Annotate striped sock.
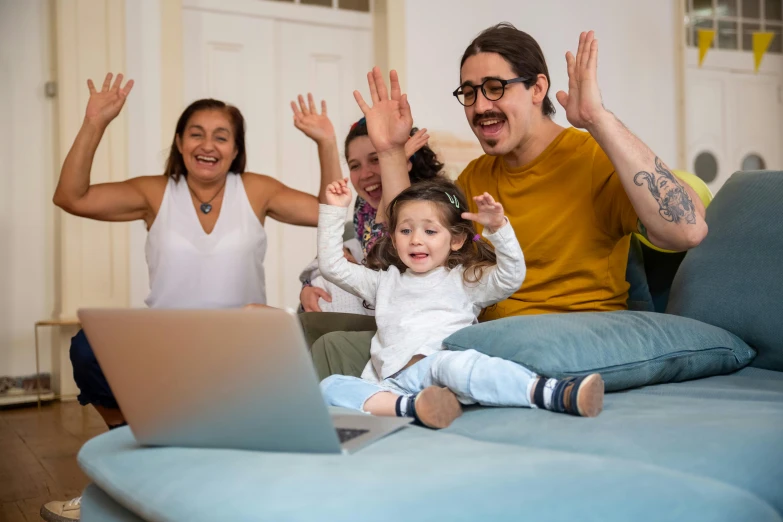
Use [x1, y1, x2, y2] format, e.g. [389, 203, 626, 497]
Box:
[395, 395, 416, 418]
[531, 377, 557, 409]
[532, 375, 604, 416]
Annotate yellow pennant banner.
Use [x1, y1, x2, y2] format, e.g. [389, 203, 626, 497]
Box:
[753, 32, 775, 72]
[697, 29, 715, 67]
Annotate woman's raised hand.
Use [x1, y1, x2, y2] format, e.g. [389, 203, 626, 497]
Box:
[291, 93, 335, 144]
[84, 73, 134, 129]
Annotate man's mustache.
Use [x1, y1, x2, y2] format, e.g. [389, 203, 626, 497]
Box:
[473, 112, 506, 127]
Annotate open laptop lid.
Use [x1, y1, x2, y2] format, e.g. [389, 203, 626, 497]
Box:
[78, 308, 342, 453]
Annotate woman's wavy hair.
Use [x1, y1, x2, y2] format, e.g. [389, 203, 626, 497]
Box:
[344, 118, 443, 183]
[365, 178, 497, 283]
[164, 98, 247, 181]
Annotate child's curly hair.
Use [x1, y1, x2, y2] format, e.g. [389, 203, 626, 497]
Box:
[365, 178, 497, 283]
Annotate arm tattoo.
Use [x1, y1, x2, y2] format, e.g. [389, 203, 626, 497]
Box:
[633, 157, 697, 225]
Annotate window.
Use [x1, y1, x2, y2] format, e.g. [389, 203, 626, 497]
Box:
[685, 0, 782, 53]
[266, 0, 370, 11]
[694, 151, 719, 183]
[741, 153, 766, 170]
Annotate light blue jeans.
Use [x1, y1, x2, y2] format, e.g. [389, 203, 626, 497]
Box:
[320, 349, 538, 412]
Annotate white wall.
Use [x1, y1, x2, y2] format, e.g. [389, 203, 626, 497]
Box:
[404, 0, 680, 169]
[0, 0, 56, 376]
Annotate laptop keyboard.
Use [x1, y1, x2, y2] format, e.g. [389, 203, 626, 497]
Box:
[336, 428, 369, 444]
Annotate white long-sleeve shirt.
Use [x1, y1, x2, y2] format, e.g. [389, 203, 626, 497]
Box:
[318, 204, 526, 382]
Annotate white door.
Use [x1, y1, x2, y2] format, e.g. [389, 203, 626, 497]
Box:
[277, 21, 371, 306]
[0, 0, 56, 379]
[686, 57, 783, 193]
[183, 8, 371, 309]
[726, 73, 781, 175]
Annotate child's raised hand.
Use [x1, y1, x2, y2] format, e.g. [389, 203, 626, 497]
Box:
[325, 178, 352, 207]
[461, 193, 506, 233]
[404, 127, 429, 160]
[353, 67, 413, 155]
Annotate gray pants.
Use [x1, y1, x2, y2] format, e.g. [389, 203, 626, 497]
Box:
[299, 312, 374, 380]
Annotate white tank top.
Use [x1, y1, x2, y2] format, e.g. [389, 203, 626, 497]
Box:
[145, 174, 267, 308]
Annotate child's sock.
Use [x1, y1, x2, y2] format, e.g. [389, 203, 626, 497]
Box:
[528, 377, 557, 409]
[530, 374, 604, 417]
[395, 394, 415, 418]
[395, 386, 462, 429]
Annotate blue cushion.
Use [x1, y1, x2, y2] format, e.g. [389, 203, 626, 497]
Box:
[442, 311, 755, 392]
[77, 368, 783, 521]
[667, 171, 783, 371]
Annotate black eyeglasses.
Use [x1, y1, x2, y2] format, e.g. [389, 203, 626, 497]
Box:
[452, 76, 529, 107]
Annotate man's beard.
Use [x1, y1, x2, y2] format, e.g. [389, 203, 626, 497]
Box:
[474, 111, 505, 151]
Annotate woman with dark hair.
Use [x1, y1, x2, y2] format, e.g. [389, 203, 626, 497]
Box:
[291, 90, 442, 314]
[55, 73, 334, 422]
[42, 73, 336, 522]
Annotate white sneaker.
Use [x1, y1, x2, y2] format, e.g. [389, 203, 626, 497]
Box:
[40, 496, 81, 521]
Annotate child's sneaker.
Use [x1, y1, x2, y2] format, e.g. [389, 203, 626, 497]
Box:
[413, 386, 462, 429]
[570, 373, 604, 417]
[532, 374, 604, 417]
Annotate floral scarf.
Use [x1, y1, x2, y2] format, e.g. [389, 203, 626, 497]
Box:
[353, 196, 384, 258]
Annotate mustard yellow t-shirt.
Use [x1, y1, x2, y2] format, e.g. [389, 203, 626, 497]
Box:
[456, 127, 638, 319]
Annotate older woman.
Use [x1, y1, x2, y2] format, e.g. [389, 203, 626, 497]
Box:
[41, 73, 337, 522]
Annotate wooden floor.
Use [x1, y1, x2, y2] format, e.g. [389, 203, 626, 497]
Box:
[0, 401, 107, 522]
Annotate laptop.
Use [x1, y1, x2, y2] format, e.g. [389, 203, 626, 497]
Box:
[77, 307, 411, 454]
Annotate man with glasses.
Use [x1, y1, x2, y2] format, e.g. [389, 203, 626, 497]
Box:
[309, 23, 708, 380]
[452, 22, 707, 318]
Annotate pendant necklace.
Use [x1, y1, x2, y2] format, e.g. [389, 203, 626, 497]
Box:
[188, 180, 226, 214]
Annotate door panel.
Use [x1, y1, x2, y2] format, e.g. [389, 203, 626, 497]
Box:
[277, 21, 371, 307]
[686, 66, 782, 193]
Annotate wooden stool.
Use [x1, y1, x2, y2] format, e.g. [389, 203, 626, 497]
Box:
[34, 318, 80, 408]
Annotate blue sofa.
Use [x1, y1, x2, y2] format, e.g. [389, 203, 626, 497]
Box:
[76, 171, 783, 521]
